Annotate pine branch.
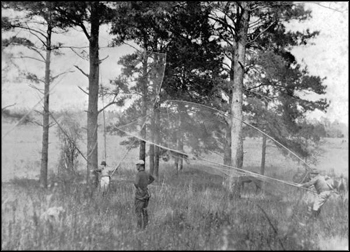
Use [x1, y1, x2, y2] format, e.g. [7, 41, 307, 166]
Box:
[14, 56, 45, 63]
[32, 120, 44, 127]
[51, 70, 75, 82]
[209, 14, 237, 37]
[28, 46, 46, 61]
[74, 65, 89, 78]
[35, 119, 55, 128]
[98, 101, 118, 114]
[78, 86, 89, 95]
[14, 23, 48, 44]
[2, 103, 16, 110]
[98, 95, 118, 114]
[99, 55, 109, 64]
[248, 21, 277, 45]
[34, 109, 44, 116]
[70, 47, 89, 61]
[29, 84, 45, 94]
[122, 42, 142, 53]
[48, 122, 56, 128]
[27, 27, 47, 47]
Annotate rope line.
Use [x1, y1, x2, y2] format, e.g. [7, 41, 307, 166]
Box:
[2, 46, 82, 140]
[196, 156, 313, 191]
[2, 71, 70, 140]
[164, 100, 312, 171]
[109, 120, 148, 177]
[113, 125, 313, 191]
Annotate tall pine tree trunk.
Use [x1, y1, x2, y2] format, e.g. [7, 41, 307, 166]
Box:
[150, 51, 162, 178]
[175, 102, 185, 171]
[139, 52, 148, 163]
[87, 2, 100, 186]
[154, 103, 160, 177]
[224, 123, 231, 165]
[39, 23, 52, 189]
[149, 109, 155, 175]
[149, 51, 158, 176]
[260, 102, 268, 175]
[260, 134, 267, 175]
[150, 101, 160, 177]
[230, 2, 249, 169]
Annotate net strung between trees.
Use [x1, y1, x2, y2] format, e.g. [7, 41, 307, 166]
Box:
[109, 50, 312, 192]
[114, 99, 308, 191]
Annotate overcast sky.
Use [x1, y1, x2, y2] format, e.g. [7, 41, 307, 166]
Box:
[287, 2, 348, 125]
[1, 2, 348, 125]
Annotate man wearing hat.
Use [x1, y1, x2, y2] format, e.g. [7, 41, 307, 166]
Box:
[134, 159, 155, 229]
[297, 168, 336, 219]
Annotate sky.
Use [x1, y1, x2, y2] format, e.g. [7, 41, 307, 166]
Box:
[1, 2, 349, 125]
[286, 2, 348, 125]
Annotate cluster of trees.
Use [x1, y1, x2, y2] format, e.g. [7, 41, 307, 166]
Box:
[2, 2, 331, 187]
[319, 117, 347, 138]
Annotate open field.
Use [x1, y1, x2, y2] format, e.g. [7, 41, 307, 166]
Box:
[1, 122, 348, 182]
[1, 121, 349, 250]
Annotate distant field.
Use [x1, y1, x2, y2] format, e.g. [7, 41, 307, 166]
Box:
[1, 122, 139, 182]
[1, 122, 348, 182]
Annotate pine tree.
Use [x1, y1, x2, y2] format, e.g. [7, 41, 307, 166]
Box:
[2, 1, 71, 188]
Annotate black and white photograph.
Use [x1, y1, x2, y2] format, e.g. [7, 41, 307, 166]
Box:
[2, 1, 348, 250]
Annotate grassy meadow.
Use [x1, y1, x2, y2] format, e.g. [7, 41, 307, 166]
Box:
[1, 121, 349, 250]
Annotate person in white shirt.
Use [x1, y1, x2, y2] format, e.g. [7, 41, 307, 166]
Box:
[93, 161, 113, 196]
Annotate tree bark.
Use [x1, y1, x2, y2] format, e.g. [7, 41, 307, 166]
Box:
[86, 2, 100, 186]
[150, 52, 161, 178]
[149, 110, 155, 175]
[175, 102, 185, 171]
[230, 2, 249, 169]
[154, 103, 160, 177]
[150, 101, 160, 177]
[224, 123, 232, 165]
[139, 52, 148, 163]
[260, 102, 268, 175]
[39, 21, 52, 189]
[260, 134, 267, 175]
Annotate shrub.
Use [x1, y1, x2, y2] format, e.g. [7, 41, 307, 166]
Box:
[56, 111, 83, 177]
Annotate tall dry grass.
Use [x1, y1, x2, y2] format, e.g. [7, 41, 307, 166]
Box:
[2, 163, 348, 250]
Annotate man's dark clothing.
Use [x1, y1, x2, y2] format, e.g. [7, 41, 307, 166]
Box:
[134, 169, 155, 229]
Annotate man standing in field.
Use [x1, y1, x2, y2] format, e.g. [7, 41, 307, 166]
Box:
[297, 169, 337, 220]
[93, 161, 113, 196]
[134, 159, 155, 229]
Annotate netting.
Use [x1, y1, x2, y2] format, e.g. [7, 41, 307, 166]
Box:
[106, 51, 167, 173]
[106, 50, 313, 194]
[114, 98, 309, 194]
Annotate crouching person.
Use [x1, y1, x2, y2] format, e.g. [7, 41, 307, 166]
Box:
[134, 159, 155, 229]
[297, 169, 336, 220]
